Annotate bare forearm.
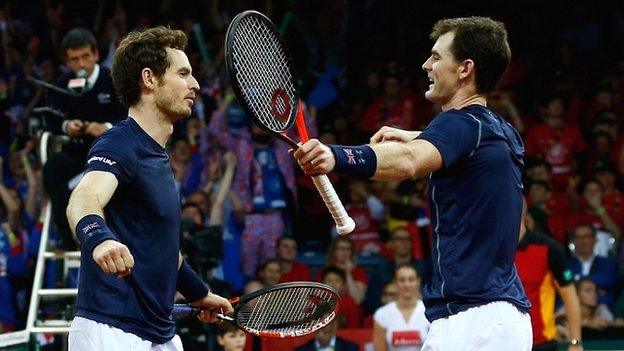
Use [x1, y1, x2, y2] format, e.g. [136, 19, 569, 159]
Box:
[24, 187, 37, 218]
[66, 186, 105, 235]
[597, 210, 621, 240]
[560, 284, 583, 343]
[209, 165, 236, 225]
[370, 139, 442, 181]
[0, 184, 19, 213]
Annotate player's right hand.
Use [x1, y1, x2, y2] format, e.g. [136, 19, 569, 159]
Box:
[191, 292, 235, 323]
[92, 240, 135, 278]
[370, 126, 421, 144]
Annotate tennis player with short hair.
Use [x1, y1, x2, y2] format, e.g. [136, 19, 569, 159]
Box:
[66, 26, 233, 350]
[294, 17, 532, 350]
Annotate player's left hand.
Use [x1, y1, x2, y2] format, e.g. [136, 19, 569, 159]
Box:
[292, 139, 335, 176]
[84, 121, 109, 137]
[190, 292, 234, 323]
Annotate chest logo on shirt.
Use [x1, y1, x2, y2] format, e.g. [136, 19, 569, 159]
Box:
[391, 330, 422, 346]
[87, 155, 117, 166]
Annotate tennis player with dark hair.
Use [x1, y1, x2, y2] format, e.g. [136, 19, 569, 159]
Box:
[66, 26, 233, 350]
[294, 17, 532, 350]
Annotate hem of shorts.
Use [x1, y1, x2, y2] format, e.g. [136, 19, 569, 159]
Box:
[75, 309, 174, 344]
[425, 298, 530, 322]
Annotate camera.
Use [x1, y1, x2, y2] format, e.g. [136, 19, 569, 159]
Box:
[180, 218, 223, 273]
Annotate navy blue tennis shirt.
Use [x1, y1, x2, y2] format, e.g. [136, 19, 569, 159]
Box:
[75, 117, 181, 343]
[416, 104, 531, 322]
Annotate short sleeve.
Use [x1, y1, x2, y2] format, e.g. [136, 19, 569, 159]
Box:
[417, 112, 481, 168]
[546, 237, 574, 286]
[373, 305, 389, 328]
[84, 132, 137, 183]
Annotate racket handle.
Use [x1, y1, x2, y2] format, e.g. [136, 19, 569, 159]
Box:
[311, 174, 355, 235]
[172, 304, 234, 321]
[172, 304, 200, 317]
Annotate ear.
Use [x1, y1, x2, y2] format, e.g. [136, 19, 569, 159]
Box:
[141, 68, 157, 90]
[458, 59, 475, 81]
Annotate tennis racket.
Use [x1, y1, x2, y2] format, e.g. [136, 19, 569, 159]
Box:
[172, 281, 340, 338]
[224, 10, 355, 235]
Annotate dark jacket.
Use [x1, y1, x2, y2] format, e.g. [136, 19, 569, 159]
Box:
[294, 337, 360, 351]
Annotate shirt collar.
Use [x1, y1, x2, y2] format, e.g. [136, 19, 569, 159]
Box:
[87, 64, 100, 88]
[315, 336, 336, 351]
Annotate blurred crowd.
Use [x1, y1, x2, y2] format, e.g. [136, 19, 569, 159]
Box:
[1, 0, 624, 350]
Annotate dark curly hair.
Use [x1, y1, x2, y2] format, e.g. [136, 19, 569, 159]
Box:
[112, 26, 187, 107]
[430, 17, 511, 95]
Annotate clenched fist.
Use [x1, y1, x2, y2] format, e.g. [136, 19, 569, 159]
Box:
[92, 240, 135, 278]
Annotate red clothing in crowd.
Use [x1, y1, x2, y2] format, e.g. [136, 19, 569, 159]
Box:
[279, 262, 311, 282]
[351, 266, 369, 285]
[603, 190, 624, 228]
[347, 203, 382, 253]
[340, 293, 363, 328]
[363, 95, 416, 133]
[525, 123, 586, 190]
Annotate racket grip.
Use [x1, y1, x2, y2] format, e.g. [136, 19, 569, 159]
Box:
[172, 304, 234, 322]
[311, 174, 355, 235]
[172, 304, 200, 317]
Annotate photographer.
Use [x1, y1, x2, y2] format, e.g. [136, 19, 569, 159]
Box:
[43, 28, 125, 250]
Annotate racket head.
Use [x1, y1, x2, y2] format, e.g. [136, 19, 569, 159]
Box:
[232, 281, 341, 338]
[225, 10, 299, 137]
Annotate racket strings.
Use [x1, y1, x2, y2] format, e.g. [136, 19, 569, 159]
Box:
[237, 287, 338, 337]
[231, 16, 297, 132]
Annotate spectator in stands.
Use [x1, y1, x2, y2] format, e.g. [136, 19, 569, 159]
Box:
[526, 180, 553, 235]
[170, 137, 203, 199]
[325, 236, 368, 305]
[294, 317, 359, 351]
[0, 155, 33, 329]
[43, 27, 126, 250]
[383, 177, 432, 261]
[586, 133, 615, 177]
[373, 264, 429, 351]
[276, 236, 310, 282]
[345, 180, 384, 254]
[565, 180, 622, 250]
[216, 322, 246, 351]
[244, 258, 282, 294]
[574, 278, 614, 330]
[525, 94, 586, 192]
[363, 280, 398, 328]
[365, 226, 425, 315]
[516, 205, 582, 351]
[233, 122, 297, 277]
[0, 225, 16, 333]
[321, 266, 362, 328]
[362, 66, 416, 134]
[568, 223, 619, 307]
[593, 162, 624, 229]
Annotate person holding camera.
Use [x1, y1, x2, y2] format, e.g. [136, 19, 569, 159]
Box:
[43, 28, 126, 250]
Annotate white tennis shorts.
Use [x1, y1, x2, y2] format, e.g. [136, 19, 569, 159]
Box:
[422, 301, 532, 351]
[68, 317, 183, 351]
